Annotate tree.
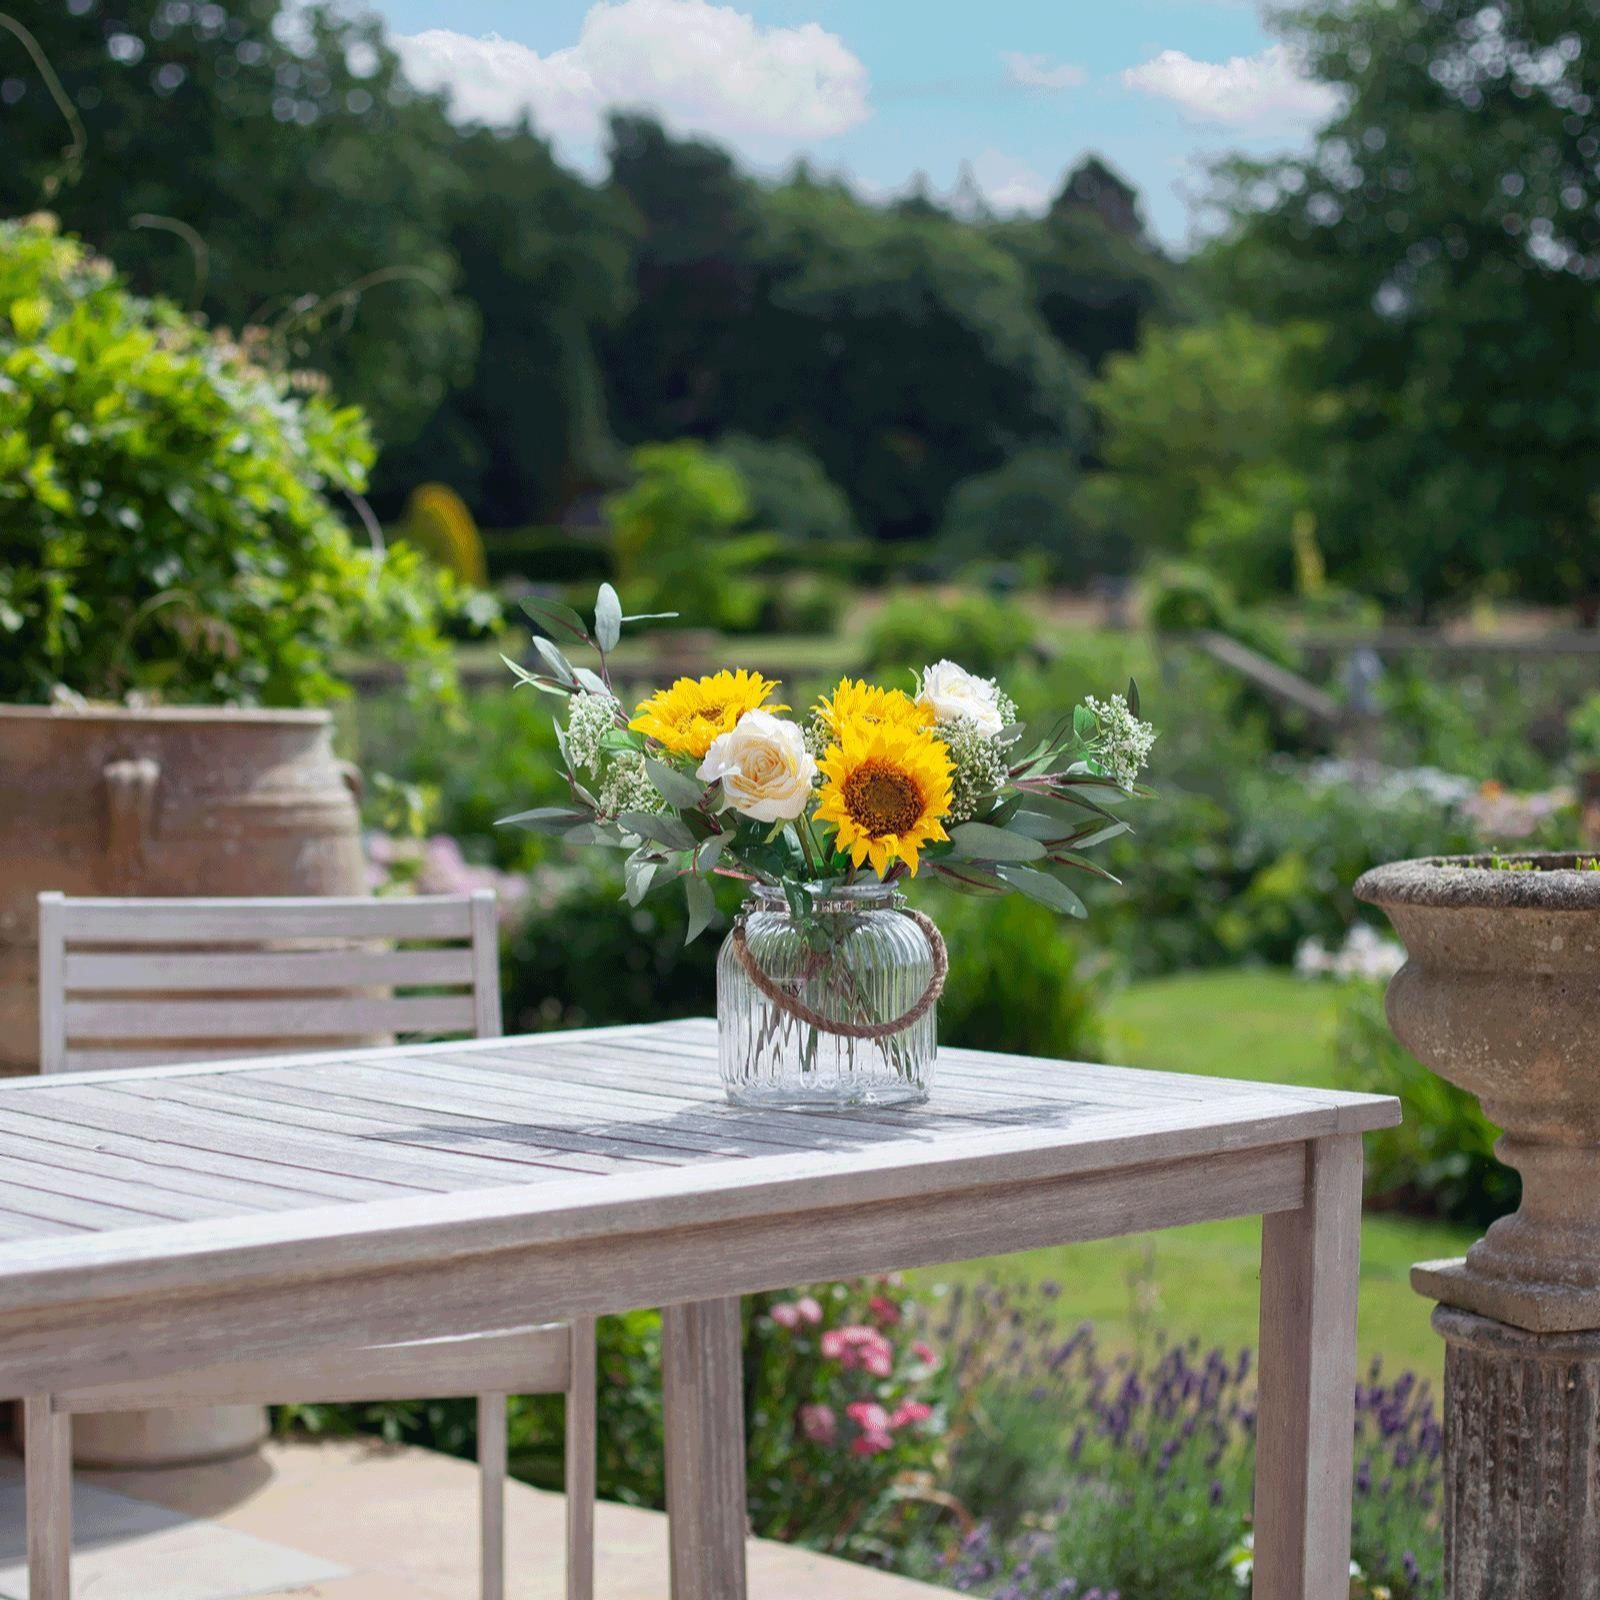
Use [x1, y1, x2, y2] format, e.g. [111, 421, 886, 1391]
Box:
[989, 158, 1196, 378]
[370, 123, 637, 523]
[1088, 314, 1325, 591]
[1, 0, 474, 448]
[713, 434, 860, 544]
[1211, 0, 1600, 618]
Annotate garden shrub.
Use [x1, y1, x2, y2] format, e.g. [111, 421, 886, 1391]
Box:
[0, 215, 466, 707]
[864, 590, 1040, 679]
[714, 433, 860, 545]
[1335, 982, 1518, 1228]
[756, 572, 849, 635]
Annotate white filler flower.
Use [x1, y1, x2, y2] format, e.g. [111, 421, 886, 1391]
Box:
[917, 659, 1007, 736]
[697, 710, 818, 823]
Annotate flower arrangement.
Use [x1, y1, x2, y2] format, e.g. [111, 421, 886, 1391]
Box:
[499, 584, 1155, 1103]
[499, 584, 1155, 929]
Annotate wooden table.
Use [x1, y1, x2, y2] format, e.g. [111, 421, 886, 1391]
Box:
[0, 1019, 1398, 1600]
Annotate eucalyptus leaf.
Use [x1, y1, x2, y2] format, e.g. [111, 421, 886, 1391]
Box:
[1073, 703, 1097, 741]
[930, 862, 1009, 895]
[684, 875, 715, 944]
[1050, 850, 1122, 884]
[696, 832, 730, 871]
[624, 855, 662, 907]
[993, 863, 1087, 917]
[947, 821, 1048, 863]
[646, 756, 706, 808]
[572, 666, 610, 698]
[495, 805, 591, 833]
[619, 811, 697, 851]
[532, 636, 576, 685]
[564, 822, 632, 848]
[520, 595, 591, 646]
[621, 611, 680, 623]
[594, 583, 623, 653]
[1127, 677, 1141, 717]
[500, 652, 540, 688]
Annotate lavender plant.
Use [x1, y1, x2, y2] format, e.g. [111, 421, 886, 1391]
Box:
[904, 1283, 1441, 1600]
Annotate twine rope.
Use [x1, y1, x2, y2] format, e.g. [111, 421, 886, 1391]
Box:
[730, 908, 947, 1040]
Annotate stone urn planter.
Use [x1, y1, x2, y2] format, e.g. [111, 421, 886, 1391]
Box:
[0, 704, 367, 1467]
[1355, 853, 1600, 1332]
[1357, 853, 1600, 1600]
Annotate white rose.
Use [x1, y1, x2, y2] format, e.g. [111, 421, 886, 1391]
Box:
[917, 659, 1005, 736]
[696, 710, 817, 823]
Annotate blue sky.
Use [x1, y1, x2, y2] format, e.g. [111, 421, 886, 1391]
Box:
[373, 0, 1337, 247]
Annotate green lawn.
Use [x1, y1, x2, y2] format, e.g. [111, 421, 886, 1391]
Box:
[913, 969, 1473, 1383]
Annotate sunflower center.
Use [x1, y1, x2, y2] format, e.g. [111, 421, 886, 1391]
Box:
[842, 761, 924, 838]
[690, 702, 725, 725]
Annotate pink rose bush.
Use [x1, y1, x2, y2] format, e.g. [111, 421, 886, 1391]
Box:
[745, 1276, 944, 1555]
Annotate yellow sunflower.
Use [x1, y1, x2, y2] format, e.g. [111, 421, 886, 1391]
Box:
[629, 669, 785, 759]
[813, 677, 932, 737]
[815, 719, 954, 878]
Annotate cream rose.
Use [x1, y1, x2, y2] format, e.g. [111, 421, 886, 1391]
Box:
[917, 659, 1005, 736]
[696, 710, 817, 823]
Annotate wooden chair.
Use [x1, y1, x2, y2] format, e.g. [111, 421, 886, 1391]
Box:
[28, 891, 596, 1600]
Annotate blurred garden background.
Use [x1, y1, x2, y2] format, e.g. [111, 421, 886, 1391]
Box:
[9, 0, 1600, 1593]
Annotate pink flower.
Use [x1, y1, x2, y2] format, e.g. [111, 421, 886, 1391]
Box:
[770, 1302, 801, 1329]
[798, 1404, 836, 1445]
[851, 1430, 894, 1456]
[868, 1294, 901, 1327]
[819, 1324, 894, 1376]
[912, 1340, 938, 1366]
[890, 1400, 933, 1429]
[845, 1401, 890, 1433]
[795, 1295, 823, 1325]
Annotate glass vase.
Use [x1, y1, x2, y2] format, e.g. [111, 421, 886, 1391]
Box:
[716, 884, 940, 1108]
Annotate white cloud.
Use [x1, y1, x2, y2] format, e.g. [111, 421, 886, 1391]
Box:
[1002, 51, 1086, 91]
[394, 0, 870, 157]
[1120, 42, 1339, 128]
[968, 149, 1053, 215]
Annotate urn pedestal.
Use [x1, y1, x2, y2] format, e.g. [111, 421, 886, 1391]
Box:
[1357, 856, 1600, 1600]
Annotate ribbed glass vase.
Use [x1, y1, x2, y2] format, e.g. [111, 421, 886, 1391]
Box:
[716, 884, 938, 1108]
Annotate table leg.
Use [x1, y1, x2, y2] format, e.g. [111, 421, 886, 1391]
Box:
[24, 1398, 71, 1600]
[661, 1297, 748, 1600]
[1254, 1133, 1363, 1600]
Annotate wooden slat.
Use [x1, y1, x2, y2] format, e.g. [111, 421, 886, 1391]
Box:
[64, 994, 476, 1042]
[63, 947, 476, 993]
[0, 1179, 178, 1230]
[51, 896, 474, 941]
[107, 1077, 657, 1177]
[0, 1104, 419, 1203]
[56, 1323, 571, 1412]
[0, 1126, 346, 1214]
[0, 1152, 250, 1222]
[0, 1085, 480, 1195]
[192, 1072, 711, 1169]
[60, 1045, 317, 1073]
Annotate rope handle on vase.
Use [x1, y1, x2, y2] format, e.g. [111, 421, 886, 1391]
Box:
[729, 908, 948, 1041]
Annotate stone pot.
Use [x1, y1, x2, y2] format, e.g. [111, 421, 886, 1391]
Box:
[0, 704, 367, 1465]
[1355, 853, 1600, 1333]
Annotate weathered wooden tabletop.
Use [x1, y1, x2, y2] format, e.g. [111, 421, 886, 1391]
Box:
[0, 1018, 1398, 1600]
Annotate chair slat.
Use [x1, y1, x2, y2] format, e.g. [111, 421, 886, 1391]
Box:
[54, 1324, 572, 1412]
[50, 896, 474, 942]
[63, 947, 477, 993]
[64, 994, 477, 1041]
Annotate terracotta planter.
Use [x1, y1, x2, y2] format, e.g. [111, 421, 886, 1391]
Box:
[0, 705, 366, 1076]
[0, 704, 366, 1466]
[1355, 853, 1600, 1333]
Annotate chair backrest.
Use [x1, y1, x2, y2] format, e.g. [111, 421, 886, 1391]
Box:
[37, 891, 502, 1074]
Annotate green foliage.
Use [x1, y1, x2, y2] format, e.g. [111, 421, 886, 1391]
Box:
[928, 890, 1106, 1061]
[606, 441, 773, 631]
[863, 591, 1039, 679]
[1336, 982, 1519, 1228]
[1571, 694, 1600, 765]
[1211, 0, 1600, 616]
[0, 217, 461, 706]
[935, 447, 1110, 582]
[2, 0, 476, 448]
[1088, 315, 1325, 590]
[714, 434, 860, 544]
[755, 573, 849, 636]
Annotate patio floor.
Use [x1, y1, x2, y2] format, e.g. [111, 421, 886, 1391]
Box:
[1, 1436, 948, 1599]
